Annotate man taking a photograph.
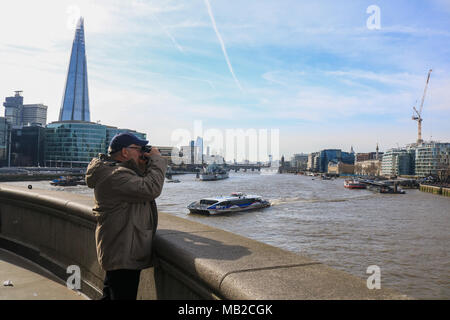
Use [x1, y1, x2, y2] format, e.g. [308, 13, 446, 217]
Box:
[85, 132, 167, 300]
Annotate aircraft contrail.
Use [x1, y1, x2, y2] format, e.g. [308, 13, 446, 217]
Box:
[204, 0, 243, 92]
[151, 12, 184, 53]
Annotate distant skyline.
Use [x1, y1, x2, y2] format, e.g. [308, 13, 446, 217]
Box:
[0, 0, 449, 159]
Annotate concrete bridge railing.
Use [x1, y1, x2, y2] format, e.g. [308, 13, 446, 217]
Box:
[0, 186, 409, 300]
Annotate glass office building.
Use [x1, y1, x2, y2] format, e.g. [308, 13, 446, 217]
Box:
[318, 149, 355, 172]
[3, 91, 48, 127]
[0, 117, 11, 166]
[3, 91, 24, 127]
[59, 17, 90, 122]
[414, 142, 450, 177]
[11, 125, 46, 167]
[105, 126, 147, 144]
[22, 104, 48, 126]
[45, 121, 147, 167]
[45, 121, 106, 167]
[381, 148, 415, 176]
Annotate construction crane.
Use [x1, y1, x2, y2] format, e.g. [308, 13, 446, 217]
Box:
[412, 69, 432, 144]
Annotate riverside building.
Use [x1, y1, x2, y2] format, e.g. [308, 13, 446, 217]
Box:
[381, 148, 415, 176]
[0, 117, 11, 166]
[327, 160, 355, 175]
[414, 142, 450, 177]
[381, 142, 450, 177]
[10, 125, 46, 167]
[291, 153, 308, 170]
[354, 145, 383, 176]
[307, 149, 354, 173]
[307, 152, 319, 172]
[45, 121, 146, 167]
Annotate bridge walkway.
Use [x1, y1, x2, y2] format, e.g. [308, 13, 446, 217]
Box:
[0, 248, 87, 300]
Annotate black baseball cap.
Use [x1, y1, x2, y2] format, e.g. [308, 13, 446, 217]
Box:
[108, 132, 149, 155]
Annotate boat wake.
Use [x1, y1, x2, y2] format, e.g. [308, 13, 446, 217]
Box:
[158, 203, 178, 207]
[270, 195, 373, 206]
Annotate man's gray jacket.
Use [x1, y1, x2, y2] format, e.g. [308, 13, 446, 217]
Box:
[85, 153, 167, 271]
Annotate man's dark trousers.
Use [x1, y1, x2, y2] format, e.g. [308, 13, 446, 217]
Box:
[101, 269, 141, 300]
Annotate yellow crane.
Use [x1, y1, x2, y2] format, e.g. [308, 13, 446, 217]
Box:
[412, 69, 432, 144]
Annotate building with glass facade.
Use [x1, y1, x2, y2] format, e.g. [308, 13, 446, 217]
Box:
[291, 153, 308, 170]
[0, 117, 11, 166]
[3, 91, 48, 128]
[104, 126, 147, 146]
[3, 91, 23, 127]
[307, 152, 319, 172]
[11, 125, 46, 167]
[381, 148, 415, 176]
[44, 121, 146, 167]
[45, 121, 106, 167]
[59, 17, 90, 122]
[195, 136, 203, 164]
[317, 149, 355, 172]
[414, 142, 450, 177]
[306, 149, 354, 173]
[380, 142, 450, 177]
[22, 104, 48, 126]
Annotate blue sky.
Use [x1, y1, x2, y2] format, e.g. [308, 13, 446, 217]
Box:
[0, 0, 449, 160]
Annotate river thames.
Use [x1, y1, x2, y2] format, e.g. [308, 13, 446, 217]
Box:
[2, 172, 449, 299]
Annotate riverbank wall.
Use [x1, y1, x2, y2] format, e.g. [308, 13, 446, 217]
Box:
[420, 184, 450, 197]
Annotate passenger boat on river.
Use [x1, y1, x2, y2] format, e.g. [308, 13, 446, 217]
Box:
[187, 192, 270, 215]
[344, 179, 366, 189]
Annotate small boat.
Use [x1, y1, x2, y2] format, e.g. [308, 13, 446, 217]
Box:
[166, 178, 181, 183]
[50, 176, 84, 186]
[344, 179, 366, 189]
[379, 186, 405, 194]
[187, 192, 270, 215]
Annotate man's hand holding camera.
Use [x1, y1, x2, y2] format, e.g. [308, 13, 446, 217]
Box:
[139, 146, 161, 164]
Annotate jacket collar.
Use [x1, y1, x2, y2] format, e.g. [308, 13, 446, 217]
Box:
[119, 158, 146, 177]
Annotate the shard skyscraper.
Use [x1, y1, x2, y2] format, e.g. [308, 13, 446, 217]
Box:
[59, 17, 90, 122]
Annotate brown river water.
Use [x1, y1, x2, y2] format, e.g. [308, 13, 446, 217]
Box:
[3, 172, 449, 299]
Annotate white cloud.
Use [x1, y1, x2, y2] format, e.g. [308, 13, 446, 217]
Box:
[325, 70, 421, 87]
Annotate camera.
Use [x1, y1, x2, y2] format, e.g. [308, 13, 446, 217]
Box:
[141, 145, 152, 153]
[140, 145, 152, 160]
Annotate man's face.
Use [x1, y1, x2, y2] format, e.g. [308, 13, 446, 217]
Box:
[122, 144, 143, 164]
